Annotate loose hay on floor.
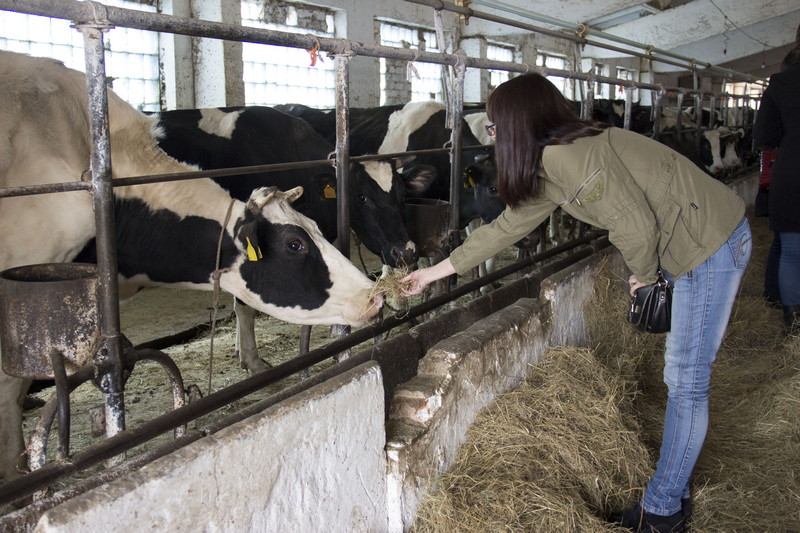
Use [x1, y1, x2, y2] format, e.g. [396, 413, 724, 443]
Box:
[412, 214, 800, 533]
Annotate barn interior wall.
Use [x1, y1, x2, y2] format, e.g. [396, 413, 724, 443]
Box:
[155, 0, 718, 110]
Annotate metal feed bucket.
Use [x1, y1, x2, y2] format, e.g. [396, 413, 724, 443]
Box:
[405, 198, 451, 259]
[0, 263, 99, 379]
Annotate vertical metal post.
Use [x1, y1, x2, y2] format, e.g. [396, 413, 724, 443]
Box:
[652, 89, 664, 141]
[333, 52, 352, 258]
[77, 24, 126, 445]
[582, 76, 594, 121]
[707, 94, 716, 129]
[623, 87, 633, 130]
[447, 55, 467, 248]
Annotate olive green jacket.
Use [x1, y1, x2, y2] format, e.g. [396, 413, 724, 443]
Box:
[450, 127, 744, 284]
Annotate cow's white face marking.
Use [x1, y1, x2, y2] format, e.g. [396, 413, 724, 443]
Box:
[360, 160, 394, 194]
[198, 108, 244, 139]
[702, 129, 723, 173]
[378, 101, 445, 155]
[221, 188, 380, 326]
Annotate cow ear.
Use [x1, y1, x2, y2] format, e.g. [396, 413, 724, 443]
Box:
[403, 164, 436, 193]
[238, 220, 263, 262]
[285, 186, 304, 203]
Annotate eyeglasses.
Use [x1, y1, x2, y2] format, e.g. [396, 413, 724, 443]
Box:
[484, 123, 496, 137]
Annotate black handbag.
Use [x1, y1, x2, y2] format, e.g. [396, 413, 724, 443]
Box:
[628, 270, 672, 333]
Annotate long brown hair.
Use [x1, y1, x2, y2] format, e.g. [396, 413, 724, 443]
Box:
[487, 73, 609, 208]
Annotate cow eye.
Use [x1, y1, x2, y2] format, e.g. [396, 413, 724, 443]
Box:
[490, 187, 498, 194]
[356, 194, 367, 205]
[287, 239, 305, 253]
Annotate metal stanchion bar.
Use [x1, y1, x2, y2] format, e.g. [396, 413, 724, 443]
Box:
[78, 24, 127, 445]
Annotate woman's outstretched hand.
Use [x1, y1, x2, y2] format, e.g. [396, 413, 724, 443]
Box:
[400, 258, 457, 296]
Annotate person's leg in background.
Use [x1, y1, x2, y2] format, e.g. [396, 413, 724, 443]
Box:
[778, 232, 800, 334]
[764, 232, 781, 306]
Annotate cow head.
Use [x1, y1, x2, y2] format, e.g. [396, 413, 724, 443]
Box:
[226, 186, 382, 326]
[315, 157, 435, 268]
[462, 152, 505, 226]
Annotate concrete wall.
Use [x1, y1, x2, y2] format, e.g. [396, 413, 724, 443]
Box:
[34, 364, 389, 533]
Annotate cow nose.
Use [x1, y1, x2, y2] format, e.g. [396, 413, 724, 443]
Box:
[391, 245, 418, 267]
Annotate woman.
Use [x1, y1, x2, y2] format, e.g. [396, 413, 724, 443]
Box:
[753, 44, 800, 334]
[401, 73, 751, 533]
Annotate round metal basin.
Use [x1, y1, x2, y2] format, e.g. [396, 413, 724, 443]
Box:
[0, 263, 99, 379]
[405, 198, 451, 258]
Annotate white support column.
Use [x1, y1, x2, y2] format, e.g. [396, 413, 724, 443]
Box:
[190, 0, 245, 107]
[160, 0, 195, 110]
[461, 37, 486, 103]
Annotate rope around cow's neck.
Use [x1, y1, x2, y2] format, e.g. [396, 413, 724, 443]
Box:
[208, 199, 236, 395]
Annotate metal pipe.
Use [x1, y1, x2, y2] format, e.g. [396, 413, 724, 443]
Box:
[447, 53, 467, 247]
[334, 52, 352, 259]
[78, 24, 127, 447]
[49, 349, 71, 462]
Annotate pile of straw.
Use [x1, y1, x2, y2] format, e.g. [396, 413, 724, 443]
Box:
[412, 341, 654, 532]
[412, 215, 800, 532]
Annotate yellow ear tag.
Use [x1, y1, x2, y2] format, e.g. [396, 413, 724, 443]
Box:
[245, 237, 263, 261]
[323, 184, 337, 199]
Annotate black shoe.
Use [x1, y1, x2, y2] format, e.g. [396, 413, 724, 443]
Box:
[612, 501, 687, 533]
[681, 497, 692, 530]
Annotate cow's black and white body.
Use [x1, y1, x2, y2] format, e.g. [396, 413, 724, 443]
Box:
[279, 101, 501, 230]
[0, 51, 381, 483]
[153, 106, 427, 267]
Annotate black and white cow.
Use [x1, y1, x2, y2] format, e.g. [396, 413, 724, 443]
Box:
[279, 101, 497, 230]
[0, 51, 382, 483]
[153, 106, 428, 267]
[152, 105, 433, 372]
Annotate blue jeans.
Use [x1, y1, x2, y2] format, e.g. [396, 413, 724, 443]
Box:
[643, 217, 751, 516]
[778, 232, 800, 306]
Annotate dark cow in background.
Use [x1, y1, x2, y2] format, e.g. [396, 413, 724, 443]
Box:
[0, 51, 382, 483]
[279, 101, 500, 231]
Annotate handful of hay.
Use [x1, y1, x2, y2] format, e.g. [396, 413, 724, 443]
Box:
[368, 265, 414, 313]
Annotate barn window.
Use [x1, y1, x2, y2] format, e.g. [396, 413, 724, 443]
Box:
[593, 62, 611, 99]
[536, 52, 570, 97]
[486, 43, 514, 91]
[724, 82, 762, 110]
[0, 0, 160, 112]
[615, 67, 636, 101]
[241, 0, 336, 107]
[379, 21, 444, 104]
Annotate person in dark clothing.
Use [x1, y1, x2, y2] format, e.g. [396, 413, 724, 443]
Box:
[753, 42, 800, 334]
